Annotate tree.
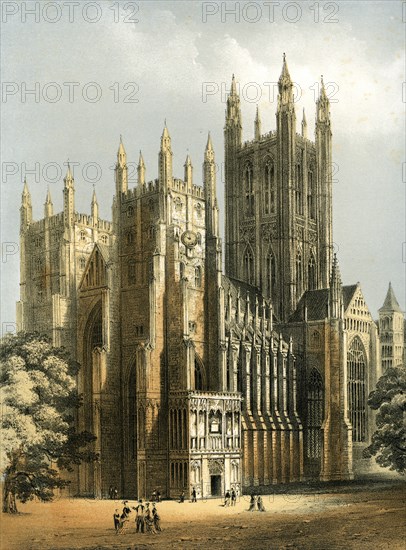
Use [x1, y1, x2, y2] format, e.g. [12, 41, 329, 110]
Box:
[363, 364, 406, 474]
[0, 332, 98, 513]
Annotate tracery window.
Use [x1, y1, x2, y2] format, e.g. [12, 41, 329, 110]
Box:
[266, 250, 276, 296]
[295, 163, 303, 215]
[264, 160, 275, 215]
[306, 368, 324, 458]
[244, 248, 254, 285]
[244, 163, 254, 217]
[308, 253, 316, 290]
[194, 359, 204, 390]
[307, 170, 315, 219]
[296, 250, 302, 297]
[347, 337, 367, 442]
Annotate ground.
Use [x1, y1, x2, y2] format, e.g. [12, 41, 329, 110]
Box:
[1, 478, 405, 550]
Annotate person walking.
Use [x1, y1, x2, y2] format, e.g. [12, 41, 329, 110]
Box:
[179, 490, 185, 503]
[134, 499, 145, 533]
[152, 504, 162, 532]
[113, 486, 118, 499]
[257, 495, 266, 512]
[113, 509, 120, 532]
[224, 490, 231, 507]
[231, 488, 237, 506]
[191, 487, 197, 503]
[248, 494, 256, 511]
[145, 505, 156, 534]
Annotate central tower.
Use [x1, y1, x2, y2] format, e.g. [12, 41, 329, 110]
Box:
[224, 55, 334, 322]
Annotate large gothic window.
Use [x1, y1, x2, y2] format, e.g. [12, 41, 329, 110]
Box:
[295, 163, 303, 215]
[264, 160, 275, 215]
[306, 369, 324, 458]
[296, 250, 302, 298]
[128, 368, 137, 460]
[307, 170, 315, 219]
[244, 248, 254, 285]
[308, 253, 316, 290]
[244, 163, 254, 217]
[347, 337, 367, 442]
[266, 250, 276, 297]
[194, 358, 204, 391]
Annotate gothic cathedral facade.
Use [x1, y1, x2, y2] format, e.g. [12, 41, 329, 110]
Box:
[17, 56, 392, 498]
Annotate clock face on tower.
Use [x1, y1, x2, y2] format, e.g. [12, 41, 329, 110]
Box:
[181, 230, 197, 248]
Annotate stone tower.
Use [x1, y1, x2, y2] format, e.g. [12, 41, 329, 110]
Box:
[379, 283, 404, 369]
[224, 55, 333, 322]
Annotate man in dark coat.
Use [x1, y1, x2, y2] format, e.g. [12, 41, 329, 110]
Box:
[134, 499, 145, 533]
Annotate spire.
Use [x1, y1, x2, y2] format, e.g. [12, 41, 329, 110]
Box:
[184, 153, 193, 186]
[301, 108, 307, 138]
[379, 282, 403, 313]
[117, 135, 126, 167]
[115, 137, 128, 195]
[254, 105, 261, 140]
[137, 150, 146, 186]
[279, 52, 292, 84]
[91, 185, 98, 223]
[44, 187, 53, 218]
[277, 53, 294, 110]
[20, 178, 32, 228]
[329, 253, 343, 319]
[64, 162, 74, 188]
[204, 132, 218, 236]
[225, 74, 242, 139]
[159, 121, 173, 189]
[316, 75, 330, 124]
[63, 162, 75, 226]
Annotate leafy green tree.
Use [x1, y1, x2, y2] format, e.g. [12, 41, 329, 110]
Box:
[364, 364, 406, 474]
[0, 332, 98, 513]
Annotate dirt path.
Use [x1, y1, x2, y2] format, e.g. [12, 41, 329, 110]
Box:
[1, 482, 405, 549]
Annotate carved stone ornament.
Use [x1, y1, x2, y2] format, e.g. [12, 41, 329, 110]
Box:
[208, 458, 224, 474]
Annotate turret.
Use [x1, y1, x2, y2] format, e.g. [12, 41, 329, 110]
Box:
[224, 74, 243, 278]
[44, 187, 53, 218]
[115, 136, 128, 196]
[137, 150, 146, 186]
[184, 154, 193, 186]
[158, 121, 173, 190]
[276, 53, 297, 321]
[301, 108, 307, 138]
[203, 132, 218, 237]
[63, 163, 75, 226]
[91, 186, 98, 223]
[316, 76, 333, 288]
[254, 105, 261, 141]
[329, 254, 343, 319]
[379, 282, 404, 369]
[20, 178, 32, 229]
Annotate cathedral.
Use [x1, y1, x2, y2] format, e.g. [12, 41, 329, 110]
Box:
[16, 56, 403, 498]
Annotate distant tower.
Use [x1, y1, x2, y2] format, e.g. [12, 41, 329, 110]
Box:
[379, 283, 405, 369]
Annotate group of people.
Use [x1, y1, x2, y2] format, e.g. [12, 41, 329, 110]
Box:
[108, 485, 118, 500]
[113, 500, 162, 535]
[224, 488, 237, 506]
[248, 494, 266, 512]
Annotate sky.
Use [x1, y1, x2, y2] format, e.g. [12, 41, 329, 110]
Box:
[1, 0, 405, 331]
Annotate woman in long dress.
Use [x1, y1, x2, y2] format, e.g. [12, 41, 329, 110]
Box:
[257, 495, 266, 512]
[145, 507, 156, 534]
[248, 495, 256, 511]
[152, 505, 162, 532]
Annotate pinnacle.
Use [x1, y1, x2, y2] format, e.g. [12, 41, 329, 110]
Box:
[379, 282, 403, 313]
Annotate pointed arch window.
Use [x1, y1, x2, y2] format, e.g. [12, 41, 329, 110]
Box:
[128, 259, 136, 285]
[347, 337, 367, 442]
[264, 160, 275, 215]
[194, 359, 204, 391]
[244, 163, 254, 217]
[266, 249, 276, 297]
[195, 266, 202, 288]
[308, 253, 316, 290]
[307, 169, 315, 219]
[306, 368, 324, 458]
[296, 250, 302, 298]
[244, 248, 254, 285]
[295, 163, 303, 215]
